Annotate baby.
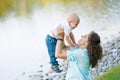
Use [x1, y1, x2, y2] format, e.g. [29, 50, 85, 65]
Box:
[45, 13, 80, 73]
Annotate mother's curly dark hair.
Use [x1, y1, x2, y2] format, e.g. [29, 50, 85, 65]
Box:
[87, 31, 103, 68]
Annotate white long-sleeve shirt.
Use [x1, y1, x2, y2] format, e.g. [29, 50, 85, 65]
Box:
[49, 21, 72, 39]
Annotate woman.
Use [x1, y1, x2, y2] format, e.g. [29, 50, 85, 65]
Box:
[55, 27, 102, 80]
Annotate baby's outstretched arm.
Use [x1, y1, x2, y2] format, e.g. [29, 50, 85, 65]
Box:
[70, 32, 76, 45]
[65, 32, 77, 48]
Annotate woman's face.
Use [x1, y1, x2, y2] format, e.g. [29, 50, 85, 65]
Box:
[78, 34, 89, 47]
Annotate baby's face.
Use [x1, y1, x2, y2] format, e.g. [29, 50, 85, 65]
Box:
[69, 20, 80, 29]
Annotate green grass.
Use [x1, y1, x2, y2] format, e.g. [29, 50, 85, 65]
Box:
[95, 64, 120, 80]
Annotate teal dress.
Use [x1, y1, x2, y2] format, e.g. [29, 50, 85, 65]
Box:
[66, 46, 90, 80]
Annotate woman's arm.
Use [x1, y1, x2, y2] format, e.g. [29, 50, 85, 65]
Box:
[55, 27, 70, 59]
[55, 39, 67, 59]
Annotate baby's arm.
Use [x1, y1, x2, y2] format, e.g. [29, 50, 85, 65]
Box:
[65, 34, 75, 47]
[69, 32, 76, 45]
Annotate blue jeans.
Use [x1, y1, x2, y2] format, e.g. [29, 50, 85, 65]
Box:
[45, 34, 58, 66]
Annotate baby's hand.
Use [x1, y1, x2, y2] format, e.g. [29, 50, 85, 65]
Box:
[73, 43, 78, 48]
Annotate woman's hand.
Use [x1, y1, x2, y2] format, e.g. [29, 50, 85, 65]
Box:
[57, 26, 64, 33]
[57, 26, 64, 39]
[73, 43, 77, 48]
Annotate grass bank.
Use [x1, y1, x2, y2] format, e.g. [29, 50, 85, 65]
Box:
[95, 64, 120, 80]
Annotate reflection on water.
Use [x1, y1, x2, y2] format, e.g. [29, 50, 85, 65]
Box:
[0, 0, 120, 80]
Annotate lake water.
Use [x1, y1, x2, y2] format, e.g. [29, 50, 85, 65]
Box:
[0, 0, 120, 80]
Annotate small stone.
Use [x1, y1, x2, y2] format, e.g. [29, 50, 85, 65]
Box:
[40, 65, 43, 67]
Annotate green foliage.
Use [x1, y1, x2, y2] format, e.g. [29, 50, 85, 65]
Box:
[0, 0, 14, 17]
[16, 0, 35, 16]
[0, 0, 107, 18]
[15, 0, 83, 16]
[95, 65, 120, 80]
